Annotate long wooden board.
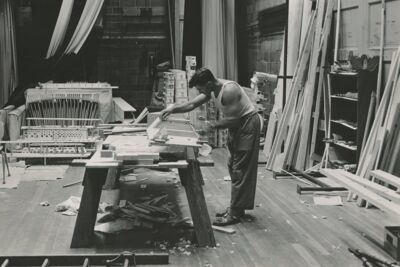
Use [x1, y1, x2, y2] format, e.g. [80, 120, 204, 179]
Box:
[321, 168, 400, 216]
[370, 170, 400, 190]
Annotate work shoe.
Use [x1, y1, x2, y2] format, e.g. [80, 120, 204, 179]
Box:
[215, 207, 230, 217]
[216, 207, 245, 218]
[213, 213, 240, 226]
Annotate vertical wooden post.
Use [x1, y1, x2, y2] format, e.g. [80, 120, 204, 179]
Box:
[178, 147, 215, 247]
[70, 168, 108, 248]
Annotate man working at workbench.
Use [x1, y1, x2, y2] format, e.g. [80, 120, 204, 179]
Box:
[159, 68, 261, 226]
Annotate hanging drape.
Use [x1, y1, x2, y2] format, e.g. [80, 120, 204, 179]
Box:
[64, 0, 104, 55]
[202, 0, 237, 80]
[0, 0, 18, 107]
[46, 0, 75, 58]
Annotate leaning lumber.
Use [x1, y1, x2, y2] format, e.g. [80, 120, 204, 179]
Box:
[266, 11, 316, 170]
[321, 168, 400, 216]
[307, 0, 335, 169]
[357, 47, 400, 177]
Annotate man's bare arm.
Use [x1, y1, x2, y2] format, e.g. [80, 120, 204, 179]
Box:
[160, 93, 210, 120]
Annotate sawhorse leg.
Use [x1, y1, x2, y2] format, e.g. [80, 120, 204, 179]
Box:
[70, 168, 108, 248]
[1, 151, 10, 184]
[178, 148, 215, 247]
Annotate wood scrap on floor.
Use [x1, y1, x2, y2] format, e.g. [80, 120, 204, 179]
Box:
[188, 220, 236, 234]
[95, 194, 182, 234]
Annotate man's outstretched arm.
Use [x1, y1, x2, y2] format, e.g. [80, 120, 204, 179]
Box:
[159, 93, 210, 120]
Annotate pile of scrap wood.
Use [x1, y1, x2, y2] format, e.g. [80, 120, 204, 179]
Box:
[95, 194, 183, 234]
[321, 168, 400, 217]
[266, 0, 334, 171]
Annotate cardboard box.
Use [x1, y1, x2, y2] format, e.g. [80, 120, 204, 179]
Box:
[165, 90, 174, 97]
[175, 88, 188, 98]
[185, 56, 196, 71]
[169, 69, 186, 81]
[163, 72, 175, 79]
[165, 96, 175, 104]
[175, 97, 188, 104]
[163, 83, 174, 90]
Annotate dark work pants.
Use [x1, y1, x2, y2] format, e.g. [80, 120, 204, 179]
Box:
[227, 112, 261, 210]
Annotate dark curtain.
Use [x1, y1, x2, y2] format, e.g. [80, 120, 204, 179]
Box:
[235, 0, 247, 85]
[182, 0, 202, 68]
[7, 0, 102, 106]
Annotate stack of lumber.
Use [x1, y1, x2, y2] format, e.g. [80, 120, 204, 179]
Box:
[266, 0, 334, 171]
[263, 0, 312, 161]
[321, 168, 400, 217]
[357, 46, 400, 178]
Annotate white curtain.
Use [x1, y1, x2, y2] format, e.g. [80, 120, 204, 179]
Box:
[0, 0, 18, 107]
[64, 0, 104, 55]
[46, 0, 75, 58]
[202, 0, 237, 80]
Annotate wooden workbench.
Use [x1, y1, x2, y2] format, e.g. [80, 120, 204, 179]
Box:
[70, 135, 216, 248]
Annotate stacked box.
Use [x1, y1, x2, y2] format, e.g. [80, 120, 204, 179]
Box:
[218, 129, 229, 148]
[169, 69, 188, 104]
[217, 111, 228, 148]
[162, 72, 175, 105]
[186, 56, 196, 82]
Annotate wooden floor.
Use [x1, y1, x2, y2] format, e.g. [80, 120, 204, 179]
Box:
[0, 148, 398, 266]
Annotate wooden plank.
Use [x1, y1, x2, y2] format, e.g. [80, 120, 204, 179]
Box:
[189, 221, 235, 234]
[379, 104, 400, 170]
[178, 147, 215, 247]
[150, 136, 202, 148]
[0, 254, 168, 266]
[357, 48, 400, 177]
[296, 0, 333, 170]
[337, 169, 400, 204]
[266, 11, 317, 170]
[321, 168, 400, 216]
[197, 155, 214, 167]
[322, 73, 332, 168]
[113, 97, 136, 122]
[70, 168, 108, 248]
[109, 127, 147, 134]
[375, 0, 385, 111]
[370, 170, 400, 190]
[308, 0, 335, 166]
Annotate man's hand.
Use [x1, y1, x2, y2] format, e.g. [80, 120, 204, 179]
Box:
[159, 108, 172, 121]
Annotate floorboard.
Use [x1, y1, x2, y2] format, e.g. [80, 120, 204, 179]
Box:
[0, 149, 398, 266]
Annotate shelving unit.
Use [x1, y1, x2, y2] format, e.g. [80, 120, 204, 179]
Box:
[328, 71, 359, 164]
[327, 68, 377, 166]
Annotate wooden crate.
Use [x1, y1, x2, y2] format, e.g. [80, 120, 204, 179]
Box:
[384, 226, 400, 260]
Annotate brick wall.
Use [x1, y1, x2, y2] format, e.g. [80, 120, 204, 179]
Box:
[96, 0, 171, 110]
[243, 0, 285, 105]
